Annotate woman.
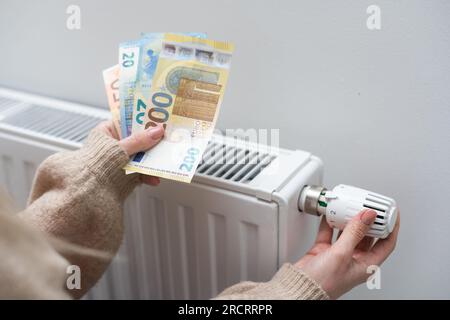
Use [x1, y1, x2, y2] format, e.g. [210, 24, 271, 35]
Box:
[0, 121, 399, 299]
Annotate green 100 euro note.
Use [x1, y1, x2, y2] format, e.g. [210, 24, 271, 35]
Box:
[124, 34, 234, 183]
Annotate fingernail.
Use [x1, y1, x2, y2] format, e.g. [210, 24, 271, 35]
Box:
[360, 209, 377, 225]
[150, 125, 164, 140]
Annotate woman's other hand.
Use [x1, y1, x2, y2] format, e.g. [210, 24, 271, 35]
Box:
[296, 209, 400, 299]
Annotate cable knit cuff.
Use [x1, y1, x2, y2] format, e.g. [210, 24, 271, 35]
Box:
[80, 129, 141, 198]
[270, 264, 329, 300]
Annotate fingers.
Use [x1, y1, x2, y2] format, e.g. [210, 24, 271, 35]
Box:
[335, 231, 373, 251]
[109, 124, 120, 139]
[315, 216, 334, 244]
[96, 121, 120, 139]
[356, 236, 374, 252]
[141, 175, 160, 186]
[97, 121, 162, 187]
[333, 209, 377, 256]
[366, 211, 400, 266]
[96, 121, 112, 133]
[119, 124, 164, 156]
[118, 124, 164, 187]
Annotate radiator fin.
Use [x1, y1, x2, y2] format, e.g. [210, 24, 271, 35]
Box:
[127, 193, 163, 299]
[240, 222, 258, 281]
[0, 155, 13, 196]
[177, 205, 199, 299]
[24, 161, 37, 190]
[154, 198, 175, 298]
[208, 212, 226, 295]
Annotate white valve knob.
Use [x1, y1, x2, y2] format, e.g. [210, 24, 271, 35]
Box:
[298, 184, 398, 239]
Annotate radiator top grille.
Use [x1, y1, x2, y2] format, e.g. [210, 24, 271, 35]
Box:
[0, 96, 21, 115]
[0, 97, 106, 145]
[197, 142, 277, 184]
[1, 103, 104, 143]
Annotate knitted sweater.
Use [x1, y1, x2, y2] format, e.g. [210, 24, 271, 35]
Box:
[16, 129, 329, 300]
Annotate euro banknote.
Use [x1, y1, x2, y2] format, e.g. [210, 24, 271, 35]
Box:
[124, 34, 234, 183]
[131, 32, 207, 135]
[119, 39, 143, 138]
[102, 64, 121, 138]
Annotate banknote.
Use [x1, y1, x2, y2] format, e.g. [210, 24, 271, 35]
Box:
[119, 39, 143, 138]
[124, 34, 234, 183]
[102, 64, 121, 138]
[131, 32, 207, 135]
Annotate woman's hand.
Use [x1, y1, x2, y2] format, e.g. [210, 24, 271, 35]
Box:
[95, 121, 164, 186]
[296, 209, 400, 299]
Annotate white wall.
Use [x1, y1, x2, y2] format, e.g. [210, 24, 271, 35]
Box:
[0, 0, 449, 299]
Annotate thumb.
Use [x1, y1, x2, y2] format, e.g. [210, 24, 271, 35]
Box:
[333, 209, 377, 256]
[119, 124, 164, 156]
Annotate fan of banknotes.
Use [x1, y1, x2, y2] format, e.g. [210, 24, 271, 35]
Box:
[102, 33, 234, 183]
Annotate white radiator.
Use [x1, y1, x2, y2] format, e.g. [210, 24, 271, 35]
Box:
[0, 87, 323, 299]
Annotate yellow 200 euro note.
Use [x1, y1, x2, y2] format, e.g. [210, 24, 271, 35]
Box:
[124, 34, 234, 183]
[102, 64, 121, 138]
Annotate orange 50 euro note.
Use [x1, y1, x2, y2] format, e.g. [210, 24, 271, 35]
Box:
[102, 64, 121, 138]
[124, 34, 234, 183]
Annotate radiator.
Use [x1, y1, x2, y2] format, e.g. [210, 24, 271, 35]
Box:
[0, 87, 323, 299]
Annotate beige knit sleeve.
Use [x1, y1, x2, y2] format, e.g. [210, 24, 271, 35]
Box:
[18, 129, 140, 298]
[215, 264, 329, 300]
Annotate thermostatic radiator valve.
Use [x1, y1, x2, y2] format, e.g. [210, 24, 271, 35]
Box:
[298, 184, 398, 239]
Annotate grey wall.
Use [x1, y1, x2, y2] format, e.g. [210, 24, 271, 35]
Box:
[0, 0, 449, 299]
